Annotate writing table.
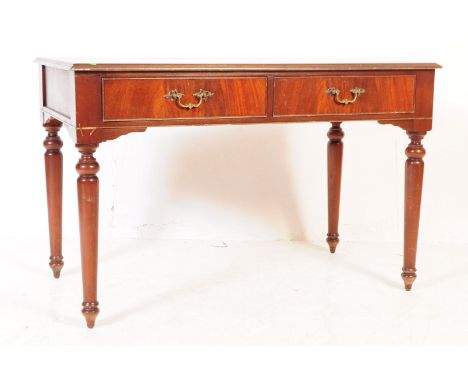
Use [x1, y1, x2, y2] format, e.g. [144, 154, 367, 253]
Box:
[36, 59, 441, 328]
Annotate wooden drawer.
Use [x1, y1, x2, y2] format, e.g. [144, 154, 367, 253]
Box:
[103, 77, 267, 121]
[273, 75, 416, 116]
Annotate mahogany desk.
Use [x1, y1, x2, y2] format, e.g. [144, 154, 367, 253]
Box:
[36, 59, 441, 328]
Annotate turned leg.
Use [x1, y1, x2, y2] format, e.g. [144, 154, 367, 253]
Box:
[326, 122, 344, 254]
[401, 131, 426, 291]
[43, 118, 64, 278]
[76, 144, 100, 328]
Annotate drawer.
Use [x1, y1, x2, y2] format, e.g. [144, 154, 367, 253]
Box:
[273, 75, 416, 116]
[103, 77, 267, 121]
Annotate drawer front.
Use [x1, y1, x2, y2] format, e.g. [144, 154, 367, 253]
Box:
[103, 77, 267, 121]
[273, 75, 416, 116]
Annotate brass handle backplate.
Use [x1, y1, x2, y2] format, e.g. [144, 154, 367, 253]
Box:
[164, 89, 214, 110]
[327, 87, 365, 105]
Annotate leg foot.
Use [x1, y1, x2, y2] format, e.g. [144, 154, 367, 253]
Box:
[326, 233, 339, 254]
[82, 301, 100, 329]
[327, 122, 344, 254]
[49, 255, 64, 278]
[401, 268, 417, 291]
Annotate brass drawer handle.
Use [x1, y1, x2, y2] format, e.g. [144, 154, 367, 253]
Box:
[164, 89, 214, 110]
[327, 87, 365, 105]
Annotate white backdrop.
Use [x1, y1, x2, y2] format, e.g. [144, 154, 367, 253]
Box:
[1, 0, 467, 245]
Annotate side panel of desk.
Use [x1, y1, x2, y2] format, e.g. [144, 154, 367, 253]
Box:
[40, 66, 76, 126]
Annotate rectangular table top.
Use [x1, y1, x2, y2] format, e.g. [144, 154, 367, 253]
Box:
[35, 58, 442, 72]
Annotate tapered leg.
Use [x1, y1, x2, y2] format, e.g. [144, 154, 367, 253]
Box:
[402, 131, 426, 291]
[326, 122, 344, 254]
[76, 144, 100, 328]
[43, 118, 64, 278]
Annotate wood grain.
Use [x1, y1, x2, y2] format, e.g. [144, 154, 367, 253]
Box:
[274, 76, 416, 116]
[60, 70, 438, 138]
[102, 77, 267, 121]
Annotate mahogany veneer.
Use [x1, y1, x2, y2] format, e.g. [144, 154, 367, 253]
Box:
[36, 58, 441, 328]
[103, 77, 267, 121]
[274, 75, 416, 116]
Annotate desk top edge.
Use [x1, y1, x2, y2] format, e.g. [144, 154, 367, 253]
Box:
[35, 58, 442, 72]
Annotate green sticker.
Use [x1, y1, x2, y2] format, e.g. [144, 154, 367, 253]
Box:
[89, 63, 97, 66]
